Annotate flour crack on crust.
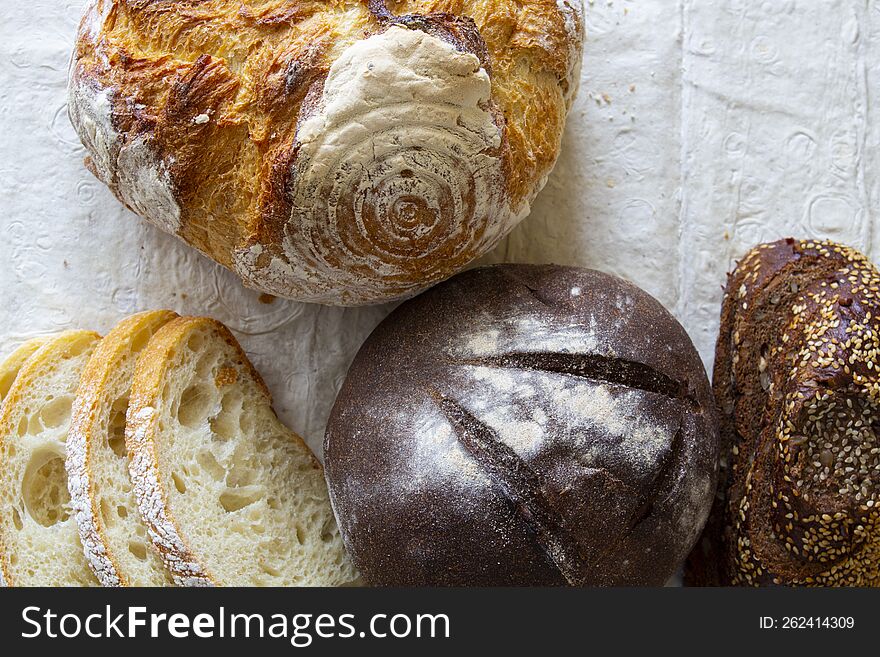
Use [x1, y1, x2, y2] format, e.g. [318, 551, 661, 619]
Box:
[433, 391, 590, 586]
[629, 420, 685, 530]
[67, 80, 182, 235]
[234, 25, 514, 304]
[455, 351, 696, 404]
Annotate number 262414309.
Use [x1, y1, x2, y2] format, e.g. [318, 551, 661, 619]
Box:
[759, 617, 855, 630]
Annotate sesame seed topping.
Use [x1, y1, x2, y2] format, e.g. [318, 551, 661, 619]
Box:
[716, 239, 880, 587]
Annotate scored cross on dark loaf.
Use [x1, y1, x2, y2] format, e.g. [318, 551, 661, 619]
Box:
[326, 264, 719, 586]
[686, 238, 880, 586]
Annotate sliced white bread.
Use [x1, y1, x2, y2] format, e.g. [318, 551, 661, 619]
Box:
[67, 310, 178, 587]
[0, 331, 102, 586]
[126, 316, 358, 586]
[0, 337, 52, 406]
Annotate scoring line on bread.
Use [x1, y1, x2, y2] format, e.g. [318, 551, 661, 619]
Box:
[434, 391, 591, 586]
[453, 351, 697, 405]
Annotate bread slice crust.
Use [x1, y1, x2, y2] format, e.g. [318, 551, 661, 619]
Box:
[67, 310, 178, 587]
[0, 337, 53, 407]
[0, 331, 102, 587]
[126, 316, 357, 586]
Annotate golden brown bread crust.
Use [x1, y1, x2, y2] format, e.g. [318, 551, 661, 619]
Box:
[0, 331, 103, 588]
[69, 0, 584, 305]
[126, 315, 337, 586]
[685, 239, 880, 586]
[67, 310, 178, 587]
[124, 315, 268, 586]
[0, 337, 52, 407]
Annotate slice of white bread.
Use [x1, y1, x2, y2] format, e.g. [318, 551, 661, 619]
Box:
[0, 331, 102, 586]
[0, 337, 52, 406]
[126, 317, 358, 586]
[67, 310, 178, 586]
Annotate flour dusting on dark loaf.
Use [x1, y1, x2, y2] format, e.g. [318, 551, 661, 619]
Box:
[685, 239, 880, 586]
[325, 264, 719, 586]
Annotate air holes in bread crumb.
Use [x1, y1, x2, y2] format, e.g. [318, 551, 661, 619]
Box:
[108, 397, 129, 457]
[22, 450, 70, 527]
[219, 485, 263, 513]
[210, 389, 241, 441]
[172, 472, 187, 494]
[320, 518, 335, 543]
[27, 413, 43, 435]
[101, 499, 115, 529]
[128, 541, 148, 561]
[39, 396, 72, 429]
[108, 434, 126, 459]
[177, 384, 216, 428]
[195, 354, 215, 381]
[239, 410, 254, 435]
[260, 562, 280, 577]
[196, 449, 225, 481]
[12, 507, 23, 531]
[225, 447, 255, 487]
[187, 332, 205, 353]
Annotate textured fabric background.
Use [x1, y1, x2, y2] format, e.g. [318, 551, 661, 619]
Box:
[1, 1, 878, 456]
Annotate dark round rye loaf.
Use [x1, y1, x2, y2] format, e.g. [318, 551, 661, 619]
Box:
[325, 264, 719, 586]
[685, 238, 880, 586]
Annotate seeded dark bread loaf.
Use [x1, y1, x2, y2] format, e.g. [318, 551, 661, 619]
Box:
[685, 239, 880, 586]
[325, 264, 719, 586]
[69, 0, 584, 305]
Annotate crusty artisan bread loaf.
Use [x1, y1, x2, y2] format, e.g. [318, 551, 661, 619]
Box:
[0, 337, 51, 406]
[67, 310, 178, 587]
[0, 331, 102, 587]
[685, 239, 880, 586]
[126, 316, 358, 586]
[326, 264, 719, 586]
[69, 1, 584, 305]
